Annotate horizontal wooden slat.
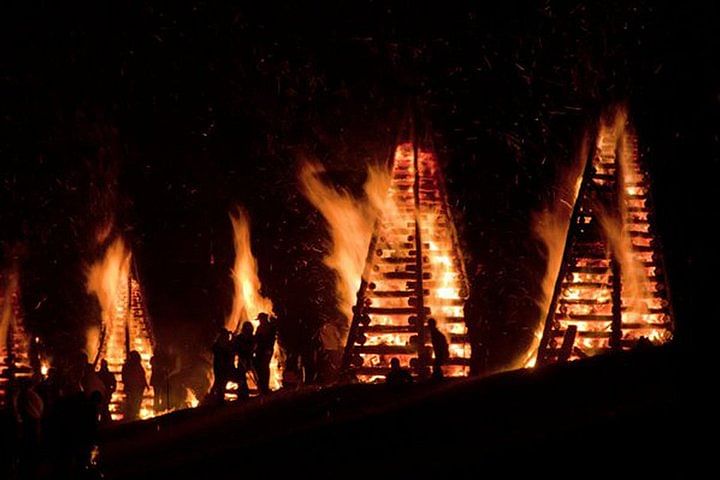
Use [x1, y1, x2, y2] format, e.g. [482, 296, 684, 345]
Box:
[354, 345, 416, 355]
[363, 325, 415, 334]
[383, 272, 431, 280]
[369, 290, 428, 298]
[366, 307, 421, 315]
[555, 314, 612, 322]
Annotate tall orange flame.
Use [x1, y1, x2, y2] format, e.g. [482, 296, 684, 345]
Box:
[226, 207, 274, 332]
[528, 105, 672, 366]
[0, 268, 20, 357]
[298, 162, 389, 349]
[596, 107, 669, 343]
[520, 137, 588, 368]
[85, 237, 130, 360]
[227, 207, 281, 390]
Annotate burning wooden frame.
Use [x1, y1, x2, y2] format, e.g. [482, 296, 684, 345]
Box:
[341, 135, 471, 382]
[536, 108, 674, 365]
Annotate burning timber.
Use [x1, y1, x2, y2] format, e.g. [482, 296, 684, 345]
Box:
[0, 267, 35, 407]
[535, 108, 673, 365]
[87, 239, 156, 420]
[342, 140, 470, 381]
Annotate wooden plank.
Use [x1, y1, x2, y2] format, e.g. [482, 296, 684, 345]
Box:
[354, 345, 416, 355]
[377, 256, 416, 264]
[365, 307, 420, 315]
[621, 322, 672, 329]
[567, 266, 611, 274]
[551, 330, 610, 338]
[558, 298, 611, 305]
[383, 272, 431, 280]
[363, 325, 415, 334]
[555, 314, 612, 322]
[370, 290, 428, 298]
[558, 325, 577, 362]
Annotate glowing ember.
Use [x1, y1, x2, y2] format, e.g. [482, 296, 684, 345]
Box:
[532, 106, 673, 365]
[86, 237, 155, 420]
[340, 141, 471, 381]
[227, 207, 281, 392]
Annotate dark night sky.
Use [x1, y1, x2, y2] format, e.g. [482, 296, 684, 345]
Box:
[1, 1, 715, 373]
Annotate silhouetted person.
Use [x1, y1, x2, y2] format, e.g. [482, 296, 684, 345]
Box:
[121, 351, 147, 420]
[385, 358, 413, 386]
[81, 361, 107, 416]
[75, 390, 102, 475]
[37, 367, 61, 416]
[97, 360, 116, 423]
[635, 336, 653, 351]
[163, 346, 183, 409]
[14, 379, 44, 478]
[428, 318, 449, 379]
[233, 321, 255, 399]
[318, 322, 342, 383]
[281, 352, 302, 390]
[254, 313, 277, 394]
[64, 352, 89, 395]
[210, 329, 234, 402]
[150, 351, 170, 412]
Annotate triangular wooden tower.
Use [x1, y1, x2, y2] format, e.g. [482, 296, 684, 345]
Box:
[342, 135, 470, 381]
[536, 110, 673, 365]
[94, 261, 156, 420]
[0, 269, 34, 407]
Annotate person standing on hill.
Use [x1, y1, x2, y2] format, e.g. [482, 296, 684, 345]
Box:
[253, 313, 277, 394]
[427, 318, 449, 379]
[233, 322, 255, 399]
[121, 351, 147, 420]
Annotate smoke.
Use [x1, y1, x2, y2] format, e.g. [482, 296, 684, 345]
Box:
[299, 161, 391, 349]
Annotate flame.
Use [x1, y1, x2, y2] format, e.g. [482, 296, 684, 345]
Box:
[86, 236, 155, 420]
[226, 207, 274, 331]
[597, 108, 671, 343]
[86, 237, 131, 354]
[416, 149, 470, 375]
[530, 105, 672, 365]
[1, 266, 33, 392]
[0, 270, 17, 354]
[299, 162, 389, 348]
[338, 143, 472, 381]
[520, 136, 588, 368]
[85, 326, 101, 362]
[227, 207, 281, 391]
[185, 387, 199, 408]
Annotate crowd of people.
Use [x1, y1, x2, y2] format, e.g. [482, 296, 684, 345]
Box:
[208, 313, 278, 403]
[3, 350, 147, 478]
[2, 341, 207, 478]
[3, 310, 448, 477]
